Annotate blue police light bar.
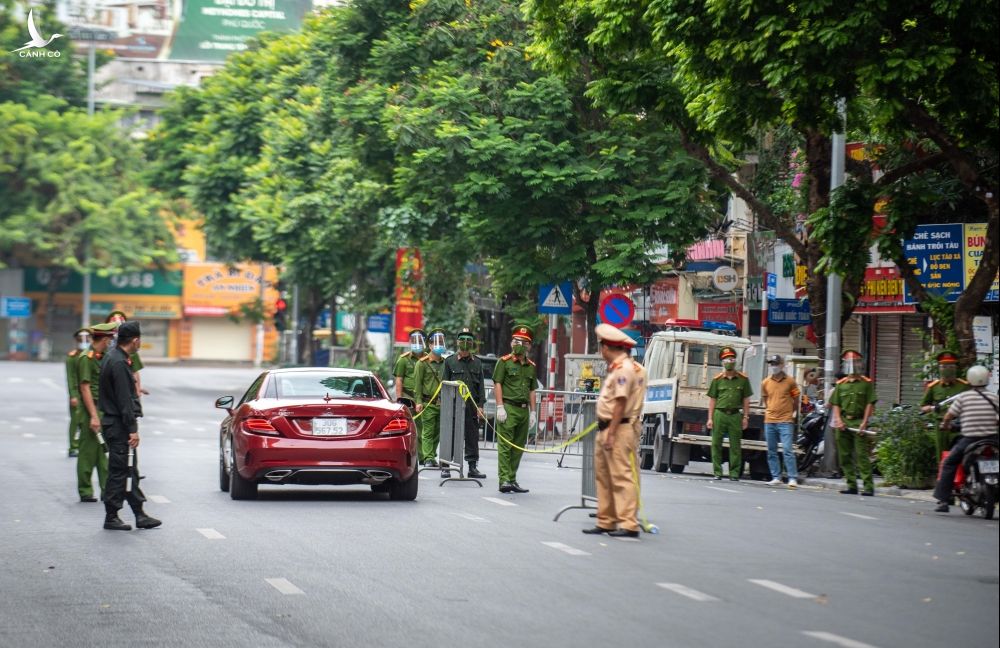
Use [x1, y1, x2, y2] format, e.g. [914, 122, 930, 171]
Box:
[663, 318, 738, 333]
[700, 320, 738, 332]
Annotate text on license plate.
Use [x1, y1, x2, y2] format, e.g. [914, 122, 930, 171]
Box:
[312, 418, 349, 436]
[978, 459, 999, 474]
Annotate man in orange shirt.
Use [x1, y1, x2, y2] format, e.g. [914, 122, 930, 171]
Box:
[761, 355, 801, 489]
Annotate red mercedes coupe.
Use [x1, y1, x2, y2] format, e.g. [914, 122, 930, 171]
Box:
[216, 368, 419, 500]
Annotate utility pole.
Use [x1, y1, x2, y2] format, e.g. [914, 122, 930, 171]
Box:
[291, 283, 300, 365]
[254, 263, 265, 368]
[821, 99, 847, 474]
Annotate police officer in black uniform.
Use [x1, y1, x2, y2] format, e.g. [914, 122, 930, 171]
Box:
[98, 321, 161, 531]
[442, 328, 487, 479]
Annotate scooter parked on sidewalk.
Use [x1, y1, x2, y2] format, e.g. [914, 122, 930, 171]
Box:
[796, 400, 827, 474]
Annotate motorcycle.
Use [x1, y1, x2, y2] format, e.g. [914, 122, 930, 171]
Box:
[947, 436, 1000, 520]
[796, 399, 827, 474]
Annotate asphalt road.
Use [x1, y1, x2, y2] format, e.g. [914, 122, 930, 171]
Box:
[2, 361, 998, 648]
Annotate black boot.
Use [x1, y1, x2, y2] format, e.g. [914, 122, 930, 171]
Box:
[508, 482, 529, 493]
[103, 513, 132, 531]
[467, 462, 486, 479]
[132, 507, 162, 529]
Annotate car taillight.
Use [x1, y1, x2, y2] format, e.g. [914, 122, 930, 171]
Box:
[380, 417, 410, 436]
[244, 418, 279, 435]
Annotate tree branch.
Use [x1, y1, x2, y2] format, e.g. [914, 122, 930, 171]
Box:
[875, 152, 949, 188]
[676, 126, 808, 259]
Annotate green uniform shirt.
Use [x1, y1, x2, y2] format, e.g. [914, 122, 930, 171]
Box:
[130, 352, 144, 372]
[393, 351, 423, 399]
[707, 372, 753, 410]
[413, 355, 445, 406]
[491, 354, 536, 404]
[829, 376, 877, 420]
[920, 379, 969, 410]
[77, 350, 104, 405]
[65, 350, 82, 400]
[443, 352, 484, 406]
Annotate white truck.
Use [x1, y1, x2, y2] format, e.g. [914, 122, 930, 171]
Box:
[639, 322, 772, 478]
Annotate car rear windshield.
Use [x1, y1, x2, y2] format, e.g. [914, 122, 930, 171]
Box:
[274, 373, 382, 399]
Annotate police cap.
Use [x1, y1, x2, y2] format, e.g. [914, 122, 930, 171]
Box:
[936, 351, 959, 365]
[88, 322, 118, 338]
[117, 320, 141, 341]
[841, 349, 863, 360]
[595, 323, 636, 348]
[106, 310, 128, 323]
[511, 324, 533, 343]
[456, 327, 476, 341]
[720, 346, 737, 360]
[73, 328, 89, 338]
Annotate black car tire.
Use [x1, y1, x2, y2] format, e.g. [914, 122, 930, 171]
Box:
[230, 460, 258, 500]
[389, 470, 419, 501]
[219, 453, 230, 492]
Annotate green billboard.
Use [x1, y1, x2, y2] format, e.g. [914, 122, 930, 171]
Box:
[168, 0, 313, 61]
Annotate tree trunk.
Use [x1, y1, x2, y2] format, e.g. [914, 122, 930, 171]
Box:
[955, 207, 999, 364]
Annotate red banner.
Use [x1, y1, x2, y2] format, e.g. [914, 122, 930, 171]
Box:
[649, 278, 679, 324]
[854, 266, 916, 314]
[697, 302, 743, 331]
[394, 248, 424, 343]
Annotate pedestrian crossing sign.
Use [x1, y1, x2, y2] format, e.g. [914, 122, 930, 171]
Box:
[538, 282, 573, 314]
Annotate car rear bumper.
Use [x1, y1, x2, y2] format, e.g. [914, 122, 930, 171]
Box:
[237, 434, 417, 484]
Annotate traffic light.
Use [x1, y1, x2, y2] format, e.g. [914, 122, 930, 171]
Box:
[274, 297, 288, 332]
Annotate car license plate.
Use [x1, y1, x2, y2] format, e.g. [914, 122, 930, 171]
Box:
[312, 418, 348, 436]
[978, 459, 999, 474]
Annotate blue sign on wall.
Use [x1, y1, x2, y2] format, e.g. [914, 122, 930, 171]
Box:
[903, 224, 965, 304]
[766, 273, 777, 299]
[367, 314, 391, 334]
[0, 296, 32, 319]
[768, 299, 811, 325]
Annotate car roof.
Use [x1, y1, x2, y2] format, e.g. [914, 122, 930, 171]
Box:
[267, 367, 377, 378]
[649, 330, 751, 345]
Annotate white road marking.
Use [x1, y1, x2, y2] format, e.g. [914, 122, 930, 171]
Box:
[749, 579, 817, 599]
[148, 495, 171, 504]
[706, 486, 740, 494]
[197, 442, 209, 448]
[656, 583, 719, 602]
[162, 418, 189, 426]
[39, 378, 63, 392]
[152, 430, 163, 435]
[41, 441, 51, 445]
[193, 426, 207, 432]
[8, 377, 24, 383]
[840, 512, 878, 520]
[196, 528, 225, 540]
[172, 438, 186, 443]
[21, 433, 36, 438]
[19, 417, 43, 423]
[541, 541, 590, 556]
[265, 578, 304, 595]
[452, 512, 488, 522]
[802, 630, 880, 648]
[482, 497, 517, 507]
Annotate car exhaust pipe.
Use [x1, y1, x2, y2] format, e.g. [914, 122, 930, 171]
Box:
[366, 470, 393, 482]
[265, 469, 293, 482]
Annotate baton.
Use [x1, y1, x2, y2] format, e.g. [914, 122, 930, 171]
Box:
[846, 426, 879, 437]
[126, 446, 135, 493]
[95, 429, 109, 453]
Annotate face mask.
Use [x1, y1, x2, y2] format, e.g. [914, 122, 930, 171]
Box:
[512, 343, 526, 356]
[940, 365, 957, 380]
[458, 340, 473, 352]
[432, 345, 447, 356]
[723, 361, 736, 371]
[768, 365, 782, 375]
[410, 344, 423, 353]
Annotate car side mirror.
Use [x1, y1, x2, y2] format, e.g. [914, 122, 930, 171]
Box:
[215, 395, 234, 412]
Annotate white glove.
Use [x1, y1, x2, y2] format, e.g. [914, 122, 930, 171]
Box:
[529, 411, 537, 429]
[496, 405, 508, 424]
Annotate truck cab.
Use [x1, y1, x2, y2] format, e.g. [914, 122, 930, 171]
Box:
[639, 320, 770, 477]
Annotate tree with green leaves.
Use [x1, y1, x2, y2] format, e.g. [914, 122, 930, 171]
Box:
[0, 103, 176, 332]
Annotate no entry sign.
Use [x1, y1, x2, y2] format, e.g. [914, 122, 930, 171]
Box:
[599, 293, 635, 329]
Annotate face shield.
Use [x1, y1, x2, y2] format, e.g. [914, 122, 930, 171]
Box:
[457, 337, 475, 353]
[939, 364, 958, 380]
[842, 358, 860, 375]
[76, 333, 90, 350]
[429, 332, 447, 355]
[409, 331, 425, 353]
[512, 338, 530, 356]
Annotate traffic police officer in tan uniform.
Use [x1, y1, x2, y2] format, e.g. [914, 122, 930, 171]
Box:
[829, 349, 878, 496]
[582, 324, 643, 538]
[707, 346, 753, 481]
[65, 328, 89, 457]
[920, 351, 969, 464]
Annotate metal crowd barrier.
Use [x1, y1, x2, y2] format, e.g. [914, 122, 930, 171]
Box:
[428, 381, 482, 487]
[480, 387, 598, 461]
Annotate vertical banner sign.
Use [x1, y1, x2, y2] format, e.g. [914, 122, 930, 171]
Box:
[963, 223, 999, 302]
[903, 224, 964, 303]
[394, 248, 424, 344]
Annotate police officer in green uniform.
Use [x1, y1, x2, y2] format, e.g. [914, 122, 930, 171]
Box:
[393, 328, 427, 410]
[442, 328, 487, 479]
[76, 323, 114, 502]
[707, 346, 753, 481]
[920, 351, 970, 463]
[492, 324, 537, 493]
[829, 349, 878, 496]
[414, 328, 448, 473]
[65, 328, 89, 457]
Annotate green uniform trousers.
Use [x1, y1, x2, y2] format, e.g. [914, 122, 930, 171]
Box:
[76, 411, 108, 498]
[497, 406, 529, 484]
[836, 418, 874, 491]
[419, 404, 441, 464]
[711, 411, 743, 478]
[68, 403, 82, 453]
